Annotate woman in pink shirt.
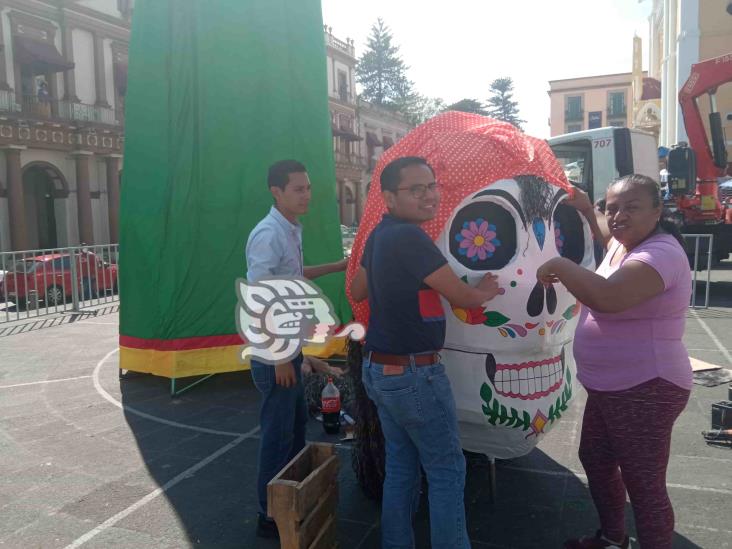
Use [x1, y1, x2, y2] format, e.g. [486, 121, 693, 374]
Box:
[537, 174, 692, 549]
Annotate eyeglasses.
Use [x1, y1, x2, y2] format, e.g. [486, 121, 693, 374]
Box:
[395, 182, 442, 199]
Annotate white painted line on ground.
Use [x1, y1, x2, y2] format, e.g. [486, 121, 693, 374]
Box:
[691, 310, 732, 365]
[77, 321, 118, 325]
[679, 523, 732, 536]
[0, 375, 92, 389]
[93, 348, 247, 437]
[62, 426, 259, 549]
[501, 465, 732, 495]
[674, 454, 732, 464]
[686, 348, 731, 352]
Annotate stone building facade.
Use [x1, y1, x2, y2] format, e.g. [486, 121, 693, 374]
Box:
[324, 26, 413, 227]
[0, 0, 130, 253]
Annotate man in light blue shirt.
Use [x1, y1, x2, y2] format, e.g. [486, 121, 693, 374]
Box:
[246, 207, 304, 281]
[246, 159, 346, 539]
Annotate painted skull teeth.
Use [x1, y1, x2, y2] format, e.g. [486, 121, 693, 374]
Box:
[493, 354, 564, 401]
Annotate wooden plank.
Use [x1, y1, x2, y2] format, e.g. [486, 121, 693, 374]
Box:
[267, 443, 340, 548]
[311, 443, 336, 467]
[295, 455, 339, 520]
[268, 483, 299, 549]
[298, 484, 338, 548]
[281, 445, 314, 483]
[307, 514, 337, 549]
[271, 444, 310, 483]
[277, 443, 335, 484]
[268, 482, 297, 517]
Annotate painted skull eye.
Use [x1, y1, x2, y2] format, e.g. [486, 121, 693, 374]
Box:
[450, 202, 517, 270]
[552, 204, 585, 264]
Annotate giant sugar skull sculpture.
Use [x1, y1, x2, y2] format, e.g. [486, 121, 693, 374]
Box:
[347, 112, 594, 459]
[437, 176, 595, 458]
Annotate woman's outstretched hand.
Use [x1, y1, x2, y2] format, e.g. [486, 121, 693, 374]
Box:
[565, 186, 594, 215]
[537, 258, 564, 286]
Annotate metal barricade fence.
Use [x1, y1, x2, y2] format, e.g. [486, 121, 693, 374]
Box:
[0, 237, 715, 323]
[683, 234, 713, 309]
[0, 244, 119, 325]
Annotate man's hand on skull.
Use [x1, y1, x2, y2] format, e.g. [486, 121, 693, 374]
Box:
[275, 361, 297, 388]
[477, 273, 501, 302]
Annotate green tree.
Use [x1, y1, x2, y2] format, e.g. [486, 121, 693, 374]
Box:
[413, 95, 446, 124]
[486, 77, 525, 130]
[356, 19, 413, 108]
[394, 94, 446, 126]
[446, 98, 488, 116]
[391, 77, 424, 124]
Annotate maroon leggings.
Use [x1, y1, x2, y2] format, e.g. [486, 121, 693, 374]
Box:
[579, 378, 690, 549]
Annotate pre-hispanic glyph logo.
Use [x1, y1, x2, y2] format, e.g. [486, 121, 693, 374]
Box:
[235, 277, 365, 364]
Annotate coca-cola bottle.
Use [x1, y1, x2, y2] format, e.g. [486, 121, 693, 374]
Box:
[321, 377, 341, 435]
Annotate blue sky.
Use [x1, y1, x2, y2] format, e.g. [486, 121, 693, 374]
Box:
[321, 0, 653, 137]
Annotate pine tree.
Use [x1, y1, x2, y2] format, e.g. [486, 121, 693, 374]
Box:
[486, 77, 525, 130]
[446, 98, 488, 116]
[356, 19, 413, 108]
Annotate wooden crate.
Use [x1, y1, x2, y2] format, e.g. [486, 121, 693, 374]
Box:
[268, 443, 339, 549]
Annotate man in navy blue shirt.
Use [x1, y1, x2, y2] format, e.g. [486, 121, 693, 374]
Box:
[351, 156, 501, 549]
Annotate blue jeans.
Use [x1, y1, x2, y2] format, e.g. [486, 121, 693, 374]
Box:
[362, 354, 470, 549]
[250, 354, 307, 516]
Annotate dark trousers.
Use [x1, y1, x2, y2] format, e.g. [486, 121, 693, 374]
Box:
[579, 378, 690, 548]
[250, 354, 307, 515]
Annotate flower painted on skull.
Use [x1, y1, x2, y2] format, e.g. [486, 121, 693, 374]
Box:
[451, 305, 488, 325]
[455, 218, 501, 262]
[554, 221, 565, 254]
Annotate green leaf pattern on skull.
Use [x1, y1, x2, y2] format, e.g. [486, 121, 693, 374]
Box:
[479, 368, 573, 431]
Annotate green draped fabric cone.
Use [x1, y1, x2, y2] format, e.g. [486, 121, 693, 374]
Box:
[119, 0, 350, 365]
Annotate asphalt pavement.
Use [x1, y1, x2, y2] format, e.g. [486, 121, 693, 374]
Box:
[0, 263, 731, 548]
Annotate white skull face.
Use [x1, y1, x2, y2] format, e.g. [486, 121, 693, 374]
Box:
[435, 177, 595, 458]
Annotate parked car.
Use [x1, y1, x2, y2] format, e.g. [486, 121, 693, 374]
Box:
[341, 224, 358, 258]
[0, 251, 118, 308]
[101, 261, 118, 293]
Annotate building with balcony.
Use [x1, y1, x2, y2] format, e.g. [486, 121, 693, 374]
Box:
[325, 26, 363, 227]
[0, 16, 404, 251]
[325, 27, 413, 226]
[548, 72, 643, 136]
[0, 0, 130, 253]
[357, 97, 410, 210]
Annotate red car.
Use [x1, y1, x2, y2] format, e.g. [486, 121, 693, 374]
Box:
[0, 251, 118, 308]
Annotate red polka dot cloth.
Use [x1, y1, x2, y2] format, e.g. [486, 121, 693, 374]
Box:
[346, 111, 573, 326]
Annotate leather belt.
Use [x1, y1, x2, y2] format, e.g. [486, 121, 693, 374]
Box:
[369, 352, 440, 367]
